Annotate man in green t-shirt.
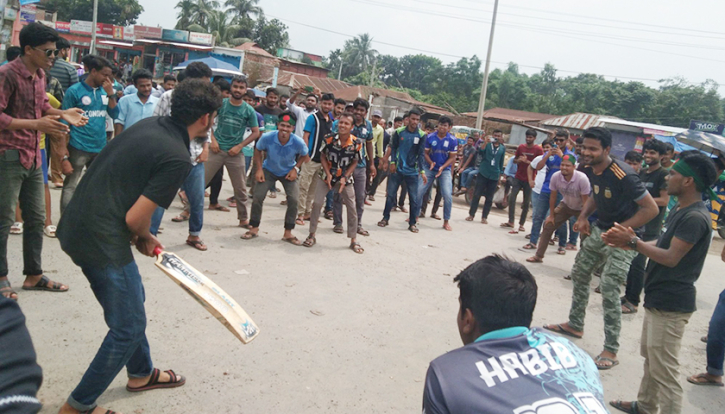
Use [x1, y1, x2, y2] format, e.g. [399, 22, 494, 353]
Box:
[206, 76, 260, 228]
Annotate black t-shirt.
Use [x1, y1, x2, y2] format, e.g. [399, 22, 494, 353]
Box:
[644, 201, 712, 313]
[640, 167, 668, 238]
[306, 111, 332, 163]
[57, 116, 192, 267]
[583, 158, 648, 230]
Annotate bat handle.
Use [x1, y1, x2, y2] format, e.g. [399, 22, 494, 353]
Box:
[153, 247, 162, 256]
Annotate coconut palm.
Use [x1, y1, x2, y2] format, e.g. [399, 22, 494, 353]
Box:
[225, 0, 260, 21]
[343, 33, 378, 72]
[191, 0, 220, 28]
[207, 9, 247, 47]
[174, 0, 196, 29]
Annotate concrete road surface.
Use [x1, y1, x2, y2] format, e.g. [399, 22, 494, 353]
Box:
[6, 183, 724, 413]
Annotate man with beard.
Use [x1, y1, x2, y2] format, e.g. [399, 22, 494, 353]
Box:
[333, 98, 346, 120]
[287, 87, 319, 137]
[114, 69, 158, 135]
[257, 87, 283, 132]
[621, 139, 669, 315]
[544, 127, 658, 370]
[279, 93, 289, 110]
[205, 75, 260, 239]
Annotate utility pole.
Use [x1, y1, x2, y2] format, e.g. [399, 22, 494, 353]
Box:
[369, 57, 377, 88]
[90, 0, 99, 54]
[475, 0, 499, 131]
[338, 61, 343, 80]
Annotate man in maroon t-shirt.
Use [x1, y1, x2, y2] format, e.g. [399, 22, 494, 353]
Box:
[502, 129, 543, 232]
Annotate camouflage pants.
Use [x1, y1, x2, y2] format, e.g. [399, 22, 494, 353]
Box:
[568, 225, 637, 354]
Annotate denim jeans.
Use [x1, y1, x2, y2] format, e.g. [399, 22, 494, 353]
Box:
[67, 260, 153, 411]
[383, 171, 420, 226]
[417, 169, 453, 220]
[324, 190, 333, 212]
[707, 289, 725, 376]
[530, 191, 566, 246]
[461, 167, 477, 188]
[568, 215, 579, 245]
[61, 145, 97, 214]
[0, 153, 44, 277]
[150, 163, 204, 236]
[150, 207, 164, 236]
[244, 155, 252, 174]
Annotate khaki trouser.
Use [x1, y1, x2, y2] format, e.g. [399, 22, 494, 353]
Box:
[535, 203, 580, 259]
[47, 132, 65, 184]
[204, 151, 248, 221]
[637, 308, 692, 414]
[309, 177, 356, 239]
[297, 160, 322, 216]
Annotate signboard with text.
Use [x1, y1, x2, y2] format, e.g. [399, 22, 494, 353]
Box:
[123, 25, 134, 41]
[97, 23, 114, 38]
[689, 120, 725, 136]
[70, 19, 92, 34]
[162, 28, 189, 42]
[134, 25, 162, 39]
[55, 21, 70, 33]
[19, 4, 35, 22]
[188, 31, 213, 46]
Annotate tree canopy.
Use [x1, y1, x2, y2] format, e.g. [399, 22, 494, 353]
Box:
[46, 0, 144, 26]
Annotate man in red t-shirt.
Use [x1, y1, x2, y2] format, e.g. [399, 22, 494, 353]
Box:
[502, 129, 543, 233]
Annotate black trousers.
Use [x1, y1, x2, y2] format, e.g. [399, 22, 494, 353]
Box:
[508, 178, 532, 225]
[468, 174, 498, 219]
[624, 234, 658, 306]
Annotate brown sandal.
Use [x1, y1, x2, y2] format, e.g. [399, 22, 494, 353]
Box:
[186, 239, 207, 251]
[126, 368, 185, 392]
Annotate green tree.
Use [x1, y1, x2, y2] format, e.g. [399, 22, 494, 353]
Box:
[174, 0, 196, 29]
[46, 0, 144, 26]
[207, 9, 247, 47]
[225, 0, 260, 21]
[253, 12, 289, 54]
[342, 34, 377, 76]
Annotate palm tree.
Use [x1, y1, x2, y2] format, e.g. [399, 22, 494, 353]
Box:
[225, 0, 260, 21]
[175, 0, 196, 30]
[343, 33, 378, 72]
[191, 0, 220, 28]
[207, 9, 247, 47]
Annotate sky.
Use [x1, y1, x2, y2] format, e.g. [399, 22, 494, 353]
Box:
[138, 0, 725, 91]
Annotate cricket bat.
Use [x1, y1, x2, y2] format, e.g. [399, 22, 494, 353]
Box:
[153, 247, 260, 344]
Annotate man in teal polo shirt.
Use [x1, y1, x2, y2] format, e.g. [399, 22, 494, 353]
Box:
[60, 55, 118, 214]
[466, 129, 506, 224]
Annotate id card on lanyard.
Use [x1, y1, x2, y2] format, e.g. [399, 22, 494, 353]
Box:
[490, 144, 502, 166]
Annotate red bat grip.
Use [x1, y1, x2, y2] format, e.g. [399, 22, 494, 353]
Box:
[153, 247, 163, 256]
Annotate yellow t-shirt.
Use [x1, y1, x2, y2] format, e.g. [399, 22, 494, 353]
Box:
[40, 93, 62, 150]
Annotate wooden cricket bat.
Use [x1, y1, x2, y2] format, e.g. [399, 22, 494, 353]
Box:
[153, 247, 260, 344]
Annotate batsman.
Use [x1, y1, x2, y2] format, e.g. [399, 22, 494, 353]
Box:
[56, 79, 222, 414]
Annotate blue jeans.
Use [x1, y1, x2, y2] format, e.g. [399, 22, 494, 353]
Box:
[68, 260, 153, 411]
[383, 171, 420, 226]
[150, 163, 204, 236]
[417, 169, 453, 220]
[325, 190, 333, 212]
[568, 215, 579, 245]
[707, 289, 725, 376]
[530, 191, 566, 246]
[461, 167, 477, 188]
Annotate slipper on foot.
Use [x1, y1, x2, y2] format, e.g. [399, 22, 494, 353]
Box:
[543, 324, 582, 339]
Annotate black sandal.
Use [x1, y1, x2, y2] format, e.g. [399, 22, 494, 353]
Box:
[21, 275, 68, 292]
[126, 368, 186, 392]
[408, 225, 419, 233]
[0, 279, 18, 300]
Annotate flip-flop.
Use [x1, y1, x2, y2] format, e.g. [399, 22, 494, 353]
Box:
[610, 400, 638, 414]
[350, 242, 364, 254]
[126, 368, 186, 392]
[21, 275, 68, 292]
[186, 239, 207, 251]
[408, 225, 419, 233]
[687, 373, 724, 387]
[595, 355, 619, 370]
[282, 236, 302, 246]
[500, 222, 514, 228]
[295, 218, 305, 226]
[44, 225, 57, 238]
[566, 243, 578, 251]
[465, 216, 474, 221]
[481, 218, 488, 224]
[333, 225, 344, 233]
[430, 214, 441, 220]
[208, 205, 230, 212]
[302, 236, 316, 248]
[241, 232, 258, 240]
[10, 222, 23, 235]
[543, 324, 583, 339]
[518, 225, 525, 232]
[171, 214, 189, 222]
[357, 227, 370, 236]
[522, 243, 537, 250]
[526, 256, 543, 263]
[621, 300, 638, 314]
[0, 279, 18, 301]
[377, 220, 388, 227]
[557, 247, 566, 255]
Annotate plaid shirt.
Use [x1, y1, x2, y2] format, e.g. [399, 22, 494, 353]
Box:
[0, 58, 51, 169]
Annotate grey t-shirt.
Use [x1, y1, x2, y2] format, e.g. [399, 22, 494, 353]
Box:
[423, 328, 607, 414]
[644, 201, 712, 313]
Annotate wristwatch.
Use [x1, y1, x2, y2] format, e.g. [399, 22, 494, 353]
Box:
[627, 236, 640, 250]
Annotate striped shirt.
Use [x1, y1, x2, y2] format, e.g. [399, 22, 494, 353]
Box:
[48, 58, 78, 92]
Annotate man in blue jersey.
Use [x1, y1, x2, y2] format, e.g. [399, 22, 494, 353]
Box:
[423, 254, 608, 414]
[417, 116, 457, 231]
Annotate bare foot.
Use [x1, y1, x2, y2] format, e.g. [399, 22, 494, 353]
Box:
[443, 222, 452, 231]
[58, 402, 122, 414]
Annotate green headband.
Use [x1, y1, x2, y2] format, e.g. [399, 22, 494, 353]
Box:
[672, 159, 718, 200]
[561, 154, 577, 165]
[279, 114, 296, 127]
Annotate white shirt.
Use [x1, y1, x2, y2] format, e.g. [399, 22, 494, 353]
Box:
[287, 100, 316, 137]
[532, 155, 548, 194]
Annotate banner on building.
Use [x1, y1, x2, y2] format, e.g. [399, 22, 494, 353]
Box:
[55, 21, 70, 33]
[162, 29, 189, 42]
[96, 22, 113, 38]
[4, 7, 17, 21]
[19, 0, 40, 5]
[188, 31, 213, 46]
[123, 25, 134, 41]
[70, 19, 93, 34]
[113, 25, 124, 39]
[689, 120, 725, 136]
[19, 4, 35, 22]
[134, 25, 162, 39]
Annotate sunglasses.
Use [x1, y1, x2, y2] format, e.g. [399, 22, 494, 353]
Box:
[34, 47, 60, 58]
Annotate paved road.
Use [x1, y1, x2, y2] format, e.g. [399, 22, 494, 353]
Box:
[7, 184, 724, 413]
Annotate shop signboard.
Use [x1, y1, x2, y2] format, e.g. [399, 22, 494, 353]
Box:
[689, 120, 725, 136]
[134, 25, 162, 39]
[188, 32, 213, 46]
[71, 19, 93, 34]
[19, 4, 36, 22]
[4, 7, 17, 21]
[123, 26, 135, 41]
[19, 0, 40, 5]
[97, 22, 114, 38]
[162, 29, 189, 42]
[55, 21, 71, 33]
[113, 25, 124, 39]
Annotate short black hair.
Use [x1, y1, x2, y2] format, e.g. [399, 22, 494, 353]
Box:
[662, 142, 675, 154]
[525, 128, 537, 137]
[280, 94, 289, 99]
[394, 116, 403, 123]
[575, 136, 584, 145]
[6, 46, 21, 62]
[171, 79, 222, 126]
[582, 127, 612, 149]
[56, 37, 71, 50]
[185, 61, 213, 79]
[352, 98, 369, 111]
[555, 128, 570, 138]
[19, 23, 60, 55]
[132, 69, 153, 85]
[678, 151, 718, 190]
[424, 121, 435, 130]
[438, 116, 453, 126]
[306, 93, 318, 102]
[163, 74, 177, 83]
[642, 139, 666, 155]
[493, 129, 503, 134]
[213, 78, 231, 93]
[82, 54, 112, 73]
[266, 87, 279, 97]
[713, 156, 725, 172]
[176, 70, 187, 83]
[231, 75, 247, 86]
[338, 112, 354, 123]
[408, 108, 422, 117]
[454, 255, 537, 334]
[624, 150, 643, 164]
[321, 93, 335, 102]
[278, 110, 297, 125]
[334, 98, 346, 106]
[542, 139, 554, 147]
[244, 90, 256, 99]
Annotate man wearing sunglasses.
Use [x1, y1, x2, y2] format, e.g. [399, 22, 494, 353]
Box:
[48, 37, 78, 93]
[0, 23, 88, 301]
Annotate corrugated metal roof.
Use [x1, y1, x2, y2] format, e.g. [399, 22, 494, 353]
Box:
[333, 86, 452, 115]
[462, 108, 556, 123]
[600, 119, 685, 135]
[234, 42, 275, 58]
[541, 113, 618, 130]
[259, 71, 351, 92]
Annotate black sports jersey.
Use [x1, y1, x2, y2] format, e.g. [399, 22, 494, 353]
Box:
[423, 328, 607, 414]
[583, 158, 648, 230]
